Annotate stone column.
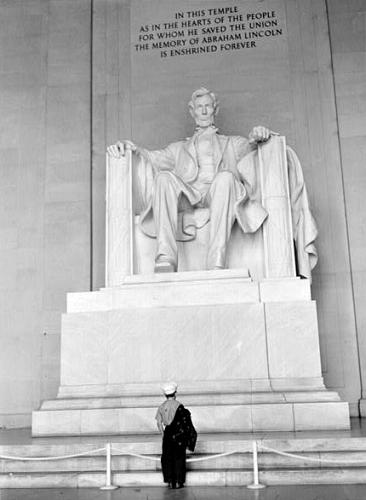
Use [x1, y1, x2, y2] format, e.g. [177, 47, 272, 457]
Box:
[258, 136, 296, 278]
[105, 150, 134, 286]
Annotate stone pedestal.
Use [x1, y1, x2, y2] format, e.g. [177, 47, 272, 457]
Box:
[32, 270, 350, 436]
[32, 135, 350, 436]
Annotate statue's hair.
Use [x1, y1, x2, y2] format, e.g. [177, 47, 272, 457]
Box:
[188, 87, 218, 111]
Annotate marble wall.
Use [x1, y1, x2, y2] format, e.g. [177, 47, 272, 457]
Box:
[0, 0, 91, 428]
[327, 0, 366, 414]
[1, 0, 366, 425]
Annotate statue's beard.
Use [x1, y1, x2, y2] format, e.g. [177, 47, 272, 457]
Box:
[195, 116, 215, 127]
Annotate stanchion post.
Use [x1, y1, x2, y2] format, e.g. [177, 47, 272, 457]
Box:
[247, 441, 266, 490]
[100, 443, 119, 491]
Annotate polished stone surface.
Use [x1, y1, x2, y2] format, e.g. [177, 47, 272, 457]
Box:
[3, 417, 366, 445]
[33, 400, 350, 436]
[61, 303, 269, 385]
[2, 419, 366, 488]
[67, 270, 257, 312]
[57, 276, 325, 406]
[67, 275, 312, 312]
[37, 270, 349, 436]
[1, 485, 366, 499]
[59, 277, 319, 391]
[0, 0, 92, 431]
[328, 1, 366, 417]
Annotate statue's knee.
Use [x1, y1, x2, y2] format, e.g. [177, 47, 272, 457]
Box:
[214, 170, 235, 187]
[155, 171, 174, 188]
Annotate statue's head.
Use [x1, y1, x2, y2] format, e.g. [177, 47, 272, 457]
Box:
[188, 87, 219, 128]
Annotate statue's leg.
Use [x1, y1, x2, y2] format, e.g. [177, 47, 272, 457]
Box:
[152, 171, 182, 272]
[206, 171, 239, 270]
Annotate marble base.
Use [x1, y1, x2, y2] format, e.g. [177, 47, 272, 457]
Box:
[32, 395, 349, 436]
[67, 270, 310, 312]
[4, 431, 366, 487]
[32, 272, 350, 436]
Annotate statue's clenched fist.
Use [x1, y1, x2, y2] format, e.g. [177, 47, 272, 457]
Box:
[248, 126, 272, 144]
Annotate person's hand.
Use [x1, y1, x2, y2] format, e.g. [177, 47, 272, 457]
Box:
[248, 126, 273, 144]
[107, 140, 137, 158]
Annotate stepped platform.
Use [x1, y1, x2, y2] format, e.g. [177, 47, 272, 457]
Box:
[2, 419, 366, 488]
[32, 273, 350, 436]
[33, 388, 349, 436]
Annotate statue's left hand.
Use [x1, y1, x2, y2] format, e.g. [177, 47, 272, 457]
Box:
[248, 126, 272, 144]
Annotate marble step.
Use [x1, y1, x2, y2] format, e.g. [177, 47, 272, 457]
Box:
[41, 390, 342, 410]
[1, 468, 366, 488]
[1, 437, 366, 487]
[1, 450, 366, 473]
[4, 435, 366, 455]
[1, 469, 366, 488]
[32, 400, 350, 436]
[2, 438, 366, 466]
[67, 274, 311, 312]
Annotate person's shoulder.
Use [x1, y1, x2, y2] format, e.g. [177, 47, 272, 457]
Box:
[157, 400, 169, 410]
[158, 399, 170, 410]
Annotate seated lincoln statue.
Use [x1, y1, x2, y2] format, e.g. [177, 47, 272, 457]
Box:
[107, 87, 317, 276]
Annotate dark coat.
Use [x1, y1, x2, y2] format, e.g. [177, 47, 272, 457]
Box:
[168, 404, 197, 452]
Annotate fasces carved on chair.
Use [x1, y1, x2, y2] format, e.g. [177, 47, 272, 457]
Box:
[106, 88, 317, 285]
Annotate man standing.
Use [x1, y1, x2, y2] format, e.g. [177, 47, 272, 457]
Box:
[156, 382, 197, 489]
[108, 87, 271, 272]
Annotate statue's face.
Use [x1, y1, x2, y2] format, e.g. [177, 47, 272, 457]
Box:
[191, 94, 215, 127]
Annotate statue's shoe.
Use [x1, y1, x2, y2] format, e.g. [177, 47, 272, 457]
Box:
[154, 259, 177, 273]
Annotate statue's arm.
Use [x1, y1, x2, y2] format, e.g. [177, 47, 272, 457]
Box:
[106, 140, 176, 212]
[230, 135, 254, 161]
[137, 145, 176, 172]
[107, 140, 175, 172]
[234, 131, 271, 200]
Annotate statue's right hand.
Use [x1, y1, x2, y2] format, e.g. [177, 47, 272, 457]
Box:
[107, 140, 137, 158]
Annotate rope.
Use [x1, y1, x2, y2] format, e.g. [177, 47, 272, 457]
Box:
[2, 442, 363, 467]
[111, 448, 160, 462]
[187, 451, 238, 463]
[111, 446, 240, 463]
[0, 447, 106, 462]
[259, 444, 366, 465]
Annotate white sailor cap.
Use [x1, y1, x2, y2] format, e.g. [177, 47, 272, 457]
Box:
[161, 381, 178, 395]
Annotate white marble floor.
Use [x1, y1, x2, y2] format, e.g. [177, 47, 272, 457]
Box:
[0, 485, 366, 500]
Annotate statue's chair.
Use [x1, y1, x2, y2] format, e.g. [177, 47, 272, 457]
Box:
[105, 136, 297, 286]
